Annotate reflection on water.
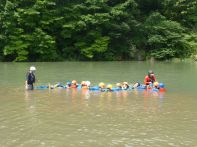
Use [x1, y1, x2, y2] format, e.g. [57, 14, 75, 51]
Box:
[24, 89, 167, 118]
[0, 62, 197, 146]
[1, 87, 197, 147]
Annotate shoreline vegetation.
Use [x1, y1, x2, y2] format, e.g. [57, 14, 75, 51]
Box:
[0, 58, 196, 63]
[0, 0, 197, 62]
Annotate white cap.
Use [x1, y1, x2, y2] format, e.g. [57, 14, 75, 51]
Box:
[30, 66, 36, 71]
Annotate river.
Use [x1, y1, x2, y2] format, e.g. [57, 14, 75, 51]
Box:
[0, 61, 197, 147]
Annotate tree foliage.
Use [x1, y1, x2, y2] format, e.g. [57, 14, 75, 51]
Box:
[0, 0, 196, 61]
[144, 12, 192, 60]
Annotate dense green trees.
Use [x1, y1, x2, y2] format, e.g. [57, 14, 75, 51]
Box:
[0, 0, 196, 61]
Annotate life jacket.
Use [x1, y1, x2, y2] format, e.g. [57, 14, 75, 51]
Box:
[71, 84, 77, 88]
[82, 86, 88, 89]
[144, 75, 156, 85]
[159, 88, 166, 92]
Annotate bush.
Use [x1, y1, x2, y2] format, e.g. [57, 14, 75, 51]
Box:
[191, 54, 197, 61]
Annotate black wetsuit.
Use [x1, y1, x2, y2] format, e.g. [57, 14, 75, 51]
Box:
[26, 72, 35, 90]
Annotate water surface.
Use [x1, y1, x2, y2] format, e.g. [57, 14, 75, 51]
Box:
[0, 61, 197, 147]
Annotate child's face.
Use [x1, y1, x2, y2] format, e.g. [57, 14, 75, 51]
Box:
[150, 73, 154, 77]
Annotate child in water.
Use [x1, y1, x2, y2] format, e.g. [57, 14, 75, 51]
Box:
[71, 80, 78, 88]
[122, 82, 129, 90]
[66, 81, 72, 88]
[106, 84, 113, 92]
[49, 82, 65, 89]
[99, 82, 105, 91]
[116, 83, 122, 89]
[81, 81, 91, 89]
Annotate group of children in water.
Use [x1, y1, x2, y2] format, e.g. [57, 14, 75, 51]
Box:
[26, 66, 165, 91]
[47, 70, 164, 92]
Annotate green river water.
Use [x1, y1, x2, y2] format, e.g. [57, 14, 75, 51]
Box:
[0, 62, 197, 147]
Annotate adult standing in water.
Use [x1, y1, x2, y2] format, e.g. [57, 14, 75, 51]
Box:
[144, 70, 157, 86]
[25, 66, 36, 90]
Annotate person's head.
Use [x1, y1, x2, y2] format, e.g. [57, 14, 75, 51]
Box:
[85, 81, 91, 87]
[123, 82, 128, 85]
[81, 81, 86, 86]
[29, 66, 36, 73]
[107, 84, 113, 90]
[123, 82, 129, 89]
[148, 70, 154, 78]
[153, 82, 159, 88]
[159, 83, 165, 88]
[99, 82, 105, 89]
[66, 81, 72, 87]
[116, 83, 122, 88]
[72, 80, 77, 85]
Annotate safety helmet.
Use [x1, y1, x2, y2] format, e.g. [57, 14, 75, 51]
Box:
[81, 81, 86, 86]
[153, 82, 159, 87]
[72, 80, 77, 85]
[99, 82, 105, 88]
[86, 81, 91, 87]
[123, 82, 128, 85]
[159, 83, 165, 88]
[116, 83, 122, 87]
[30, 66, 36, 71]
[107, 84, 112, 89]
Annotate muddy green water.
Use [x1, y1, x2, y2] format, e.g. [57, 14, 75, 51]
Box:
[0, 62, 197, 147]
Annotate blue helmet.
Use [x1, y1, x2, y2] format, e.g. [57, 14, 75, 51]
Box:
[159, 83, 165, 88]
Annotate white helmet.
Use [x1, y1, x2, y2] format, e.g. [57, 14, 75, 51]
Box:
[85, 81, 91, 87]
[30, 66, 36, 71]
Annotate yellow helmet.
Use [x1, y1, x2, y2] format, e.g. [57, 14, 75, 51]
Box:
[154, 82, 159, 87]
[123, 82, 128, 85]
[107, 84, 113, 89]
[116, 83, 122, 87]
[99, 82, 105, 88]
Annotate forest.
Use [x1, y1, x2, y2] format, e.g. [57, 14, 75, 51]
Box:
[0, 0, 197, 61]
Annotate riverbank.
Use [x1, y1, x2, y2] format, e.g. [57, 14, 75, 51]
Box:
[1, 56, 197, 62]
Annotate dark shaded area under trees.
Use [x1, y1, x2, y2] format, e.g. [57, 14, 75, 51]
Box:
[0, 0, 197, 61]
